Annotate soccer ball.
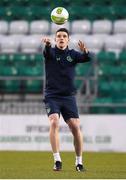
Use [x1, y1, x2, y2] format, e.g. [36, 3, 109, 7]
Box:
[51, 7, 69, 25]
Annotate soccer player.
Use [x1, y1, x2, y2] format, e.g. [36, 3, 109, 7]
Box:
[42, 28, 93, 172]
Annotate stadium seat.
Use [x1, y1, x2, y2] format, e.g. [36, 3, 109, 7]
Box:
[113, 107, 126, 114]
[68, 5, 93, 20]
[90, 95, 114, 114]
[50, 0, 71, 7]
[113, 20, 126, 34]
[4, 6, 24, 21]
[0, 66, 4, 76]
[74, 79, 83, 89]
[18, 64, 43, 76]
[93, 96, 113, 104]
[24, 80, 42, 93]
[0, 7, 6, 20]
[120, 64, 126, 76]
[0, 35, 21, 53]
[1, 66, 18, 76]
[83, 35, 104, 53]
[4, 5, 50, 21]
[0, 54, 9, 66]
[5, 0, 28, 6]
[97, 51, 117, 65]
[112, 93, 126, 103]
[0, 0, 19, 6]
[0, 21, 8, 34]
[118, 51, 126, 64]
[98, 79, 111, 96]
[69, 39, 78, 51]
[104, 35, 125, 55]
[112, 5, 126, 19]
[69, 34, 86, 51]
[98, 64, 111, 78]
[110, 80, 123, 92]
[110, 66, 122, 76]
[9, 20, 29, 34]
[29, 0, 50, 6]
[50, 22, 70, 34]
[90, 5, 115, 20]
[122, 83, 126, 95]
[92, 34, 109, 41]
[2, 80, 21, 93]
[76, 62, 93, 77]
[20, 35, 42, 53]
[92, 20, 112, 34]
[115, 33, 126, 44]
[25, 6, 51, 21]
[9, 53, 43, 76]
[0, 0, 5, 6]
[112, 81, 126, 103]
[71, 20, 91, 34]
[23, 53, 43, 67]
[9, 53, 29, 67]
[91, 0, 110, 6]
[0, 35, 5, 50]
[110, 0, 126, 5]
[30, 20, 50, 34]
[32, 54, 43, 66]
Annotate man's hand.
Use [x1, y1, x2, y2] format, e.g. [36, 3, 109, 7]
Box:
[42, 37, 51, 46]
[78, 40, 89, 53]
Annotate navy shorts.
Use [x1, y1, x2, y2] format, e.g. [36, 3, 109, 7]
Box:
[44, 96, 79, 122]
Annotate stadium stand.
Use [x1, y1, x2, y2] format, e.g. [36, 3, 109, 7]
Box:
[30, 20, 50, 34]
[0, 20, 8, 34]
[71, 20, 91, 34]
[9, 20, 29, 34]
[0, 0, 126, 114]
[92, 20, 112, 34]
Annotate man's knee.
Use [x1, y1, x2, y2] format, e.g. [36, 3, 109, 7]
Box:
[67, 118, 80, 131]
[49, 113, 59, 129]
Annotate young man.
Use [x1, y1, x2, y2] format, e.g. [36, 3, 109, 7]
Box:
[42, 28, 93, 172]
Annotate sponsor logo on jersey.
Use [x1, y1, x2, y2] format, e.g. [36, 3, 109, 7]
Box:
[66, 56, 73, 62]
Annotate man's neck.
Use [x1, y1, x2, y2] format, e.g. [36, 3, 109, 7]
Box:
[56, 45, 67, 50]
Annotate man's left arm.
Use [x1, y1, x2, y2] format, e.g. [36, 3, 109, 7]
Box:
[75, 40, 94, 63]
[78, 40, 89, 54]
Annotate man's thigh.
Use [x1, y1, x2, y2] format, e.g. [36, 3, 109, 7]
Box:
[61, 96, 79, 122]
[44, 97, 60, 117]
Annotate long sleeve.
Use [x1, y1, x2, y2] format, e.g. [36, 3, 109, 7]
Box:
[74, 50, 94, 63]
[43, 45, 51, 59]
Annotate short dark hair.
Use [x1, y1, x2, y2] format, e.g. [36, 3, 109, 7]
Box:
[56, 28, 69, 37]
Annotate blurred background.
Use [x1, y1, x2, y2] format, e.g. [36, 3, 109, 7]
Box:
[0, 0, 126, 152]
[0, 0, 126, 114]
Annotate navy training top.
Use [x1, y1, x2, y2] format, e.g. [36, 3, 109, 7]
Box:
[43, 45, 93, 97]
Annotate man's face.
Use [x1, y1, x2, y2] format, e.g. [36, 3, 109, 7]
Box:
[55, 31, 69, 50]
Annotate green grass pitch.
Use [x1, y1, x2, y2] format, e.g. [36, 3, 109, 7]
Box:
[0, 151, 126, 179]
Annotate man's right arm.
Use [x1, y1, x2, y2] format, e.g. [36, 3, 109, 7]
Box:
[42, 38, 51, 59]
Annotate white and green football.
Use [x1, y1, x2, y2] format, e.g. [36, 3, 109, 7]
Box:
[51, 7, 69, 25]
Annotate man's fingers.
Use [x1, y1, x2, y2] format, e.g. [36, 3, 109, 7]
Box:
[78, 40, 84, 46]
[42, 38, 47, 43]
[78, 40, 85, 48]
[78, 40, 89, 53]
[42, 37, 51, 45]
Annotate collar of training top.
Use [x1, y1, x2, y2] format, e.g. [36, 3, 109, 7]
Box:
[55, 45, 69, 54]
